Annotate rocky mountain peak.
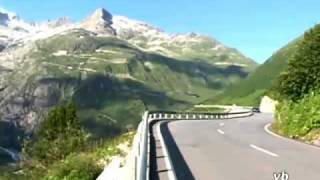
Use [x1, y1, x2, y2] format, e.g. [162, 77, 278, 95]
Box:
[80, 8, 115, 36]
[91, 8, 112, 22]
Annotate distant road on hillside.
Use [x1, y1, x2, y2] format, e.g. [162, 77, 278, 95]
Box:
[155, 113, 320, 180]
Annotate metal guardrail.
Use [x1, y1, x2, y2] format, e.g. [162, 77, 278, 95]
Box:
[136, 112, 149, 180]
[134, 109, 253, 180]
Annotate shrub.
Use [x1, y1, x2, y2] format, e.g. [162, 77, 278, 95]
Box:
[24, 102, 87, 164]
[274, 92, 320, 138]
[44, 153, 102, 180]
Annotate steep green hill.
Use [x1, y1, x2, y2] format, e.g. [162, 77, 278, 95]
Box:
[273, 24, 320, 145]
[204, 38, 302, 106]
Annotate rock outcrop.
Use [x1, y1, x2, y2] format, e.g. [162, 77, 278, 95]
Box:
[259, 96, 278, 113]
[80, 8, 116, 36]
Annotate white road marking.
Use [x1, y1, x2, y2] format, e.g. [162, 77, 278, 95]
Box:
[250, 144, 279, 157]
[264, 123, 284, 139]
[219, 123, 224, 127]
[217, 129, 225, 135]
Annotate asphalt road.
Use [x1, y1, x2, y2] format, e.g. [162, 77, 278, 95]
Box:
[159, 113, 320, 180]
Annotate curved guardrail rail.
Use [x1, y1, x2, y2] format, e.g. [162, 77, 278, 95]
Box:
[134, 109, 253, 180]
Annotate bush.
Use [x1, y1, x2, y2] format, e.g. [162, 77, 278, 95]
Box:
[277, 24, 320, 101]
[44, 153, 102, 180]
[274, 92, 320, 138]
[14, 102, 136, 180]
[24, 102, 87, 164]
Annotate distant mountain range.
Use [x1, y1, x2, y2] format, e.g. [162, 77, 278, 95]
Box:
[0, 8, 256, 148]
[0, 8, 256, 65]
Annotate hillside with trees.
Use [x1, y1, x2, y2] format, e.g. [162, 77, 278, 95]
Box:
[203, 38, 302, 106]
[272, 24, 320, 144]
[0, 102, 134, 179]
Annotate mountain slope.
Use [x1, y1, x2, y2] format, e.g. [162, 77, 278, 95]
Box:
[0, 8, 257, 145]
[111, 14, 257, 68]
[205, 37, 302, 106]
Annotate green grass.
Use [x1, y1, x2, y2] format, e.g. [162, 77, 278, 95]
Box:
[0, 132, 135, 180]
[272, 92, 320, 141]
[153, 35, 257, 69]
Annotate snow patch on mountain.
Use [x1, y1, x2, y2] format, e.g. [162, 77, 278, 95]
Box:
[0, 7, 252, 64]
[0, 7, 74, 47]
[112, 15, 168, 39]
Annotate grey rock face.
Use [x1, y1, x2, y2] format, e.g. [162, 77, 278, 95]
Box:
[80, 8, 116, 36]
[47, 16, 72, 28]
[0, 12, 9, 26]
[93, 8, 113, 23]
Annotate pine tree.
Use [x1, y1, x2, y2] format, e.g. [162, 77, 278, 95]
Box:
[25, 102, 86, 164]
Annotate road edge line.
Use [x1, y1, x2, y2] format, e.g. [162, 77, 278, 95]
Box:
[264, 123, 285, 139]
[157, 122, 177, 180]
[264, 123, 320, 150]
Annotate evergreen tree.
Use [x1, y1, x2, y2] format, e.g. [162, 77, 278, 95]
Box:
[24, 102, 86, 164]
[278, 24, 320, 100]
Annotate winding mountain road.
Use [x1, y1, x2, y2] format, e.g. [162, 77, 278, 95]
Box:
[152, 113, 320, 180]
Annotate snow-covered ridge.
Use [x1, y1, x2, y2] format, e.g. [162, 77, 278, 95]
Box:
[0, 7, 231, 59]
[111, 15, 214, 44]
[112, 15, 168, 38]
[0, 7, 73, 46]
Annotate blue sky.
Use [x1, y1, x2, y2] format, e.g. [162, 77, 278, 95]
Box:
[1, 0, 320, 63]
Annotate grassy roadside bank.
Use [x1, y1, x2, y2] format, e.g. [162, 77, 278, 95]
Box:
[0, 132, 135, 180]
[0, 101, 136, 180]
[271, 94, 320, 145]
[269, 23, 320, 146]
